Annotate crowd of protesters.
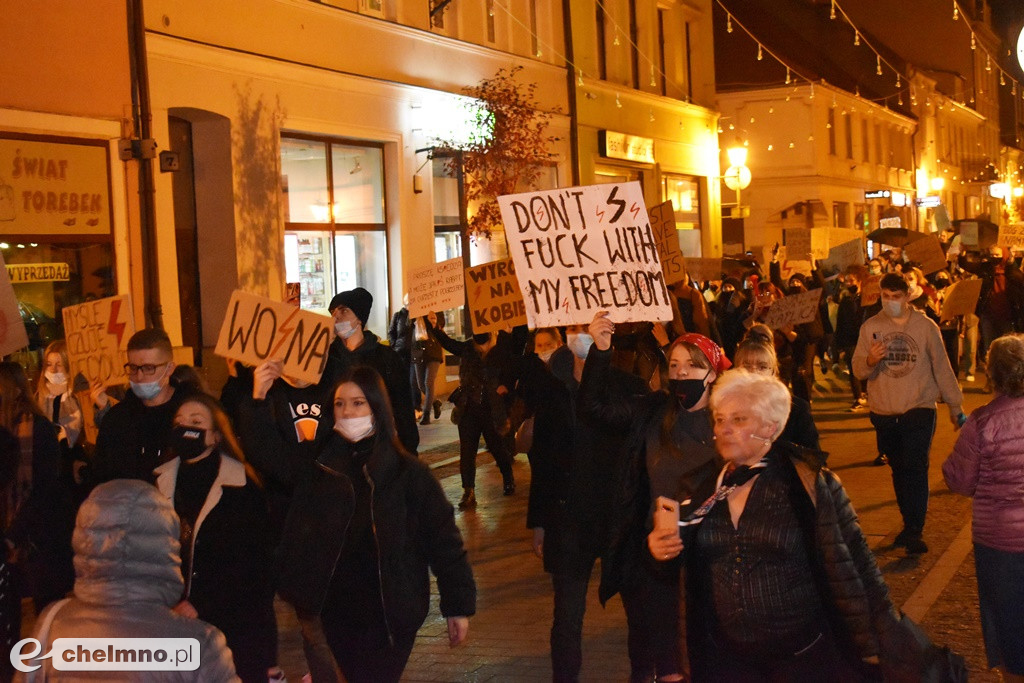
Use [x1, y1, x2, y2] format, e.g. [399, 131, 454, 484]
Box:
[3, 231, 1022, 682]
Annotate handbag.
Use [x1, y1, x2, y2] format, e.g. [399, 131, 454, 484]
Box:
[879, 612, 968, 683]
[514, 416, 535, 454]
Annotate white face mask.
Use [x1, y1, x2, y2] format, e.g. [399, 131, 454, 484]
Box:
[45, 371, 68, 386]
[334, 415, 375, 442]
[335, 321, 357, 339]
[538, 349, 555, 364]
[566, 333, 595, 359]
[282, 375, 312, 389]
[883, 300, 905, 318]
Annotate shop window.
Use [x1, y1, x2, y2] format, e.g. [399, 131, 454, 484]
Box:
[281, 135, 389, 336]
[833, 201, 849, 227]
[828, 109, 836, 156]
[662, 174, 702, 256]
[431, 157, 466, 339]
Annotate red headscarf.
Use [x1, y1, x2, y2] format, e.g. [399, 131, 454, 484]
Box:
[672, 333, 732, 375]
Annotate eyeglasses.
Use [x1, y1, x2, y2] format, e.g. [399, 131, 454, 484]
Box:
[124, 362, 169, 377]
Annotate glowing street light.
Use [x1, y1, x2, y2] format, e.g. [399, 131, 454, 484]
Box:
[724, 146, 752, 218]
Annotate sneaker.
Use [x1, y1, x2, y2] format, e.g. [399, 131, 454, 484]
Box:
[419, 416, 431, 426]
[904, 536, 928, 555]
[857, 396, 868, 406]
[848, 402, 866, 412]
[458, 489, 476, 509]
[415, 409, 424, 421]
[873, 454, 888, 466]
[965, 374, 975, 382]
[433, 399, 442, 419]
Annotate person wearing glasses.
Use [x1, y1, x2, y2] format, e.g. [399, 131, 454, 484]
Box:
[88, 329, 195, 486]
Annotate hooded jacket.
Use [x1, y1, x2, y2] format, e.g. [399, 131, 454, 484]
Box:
[26, 480, 237, 682]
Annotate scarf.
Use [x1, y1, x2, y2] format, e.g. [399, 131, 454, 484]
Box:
[679, 455, 770, 527]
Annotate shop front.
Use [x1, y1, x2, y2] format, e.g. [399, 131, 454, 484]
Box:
[0, 133, 116, 370]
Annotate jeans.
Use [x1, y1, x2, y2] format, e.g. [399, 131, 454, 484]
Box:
[457, 403, 514, 489]
[415, 360, 440, 417]
[869, 408, 937, 533]
[296, 611, 342, 683]
[407, 360, 421, 412]
[974, 543, 1024, 674]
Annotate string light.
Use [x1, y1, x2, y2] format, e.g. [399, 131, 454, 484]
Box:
[757, 44, 763, 61]
[896, 75, 901, 90]
[876, 56, 882, 76]
[970, 34, 975, 50]
[726, 13, 733, 33]
[1000, 72, 1006, 87]
[985, 55, 991, 72]
[953, 0, 958, 20]
[830, 0, 836, 19]
[853, 31, 860, 47]
[785, 68, 791, 85]
[613, 33, 620, 46]
[615, 93, 622, 108]
[577, 69, 584, 86]
[650, 66, 657, 87]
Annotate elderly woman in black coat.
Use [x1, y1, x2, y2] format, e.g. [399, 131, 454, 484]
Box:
[277, 366, 475, 683]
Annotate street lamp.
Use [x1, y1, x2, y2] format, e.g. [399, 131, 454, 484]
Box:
[930, 177, 945, 191]
[724, 145, 752, 218]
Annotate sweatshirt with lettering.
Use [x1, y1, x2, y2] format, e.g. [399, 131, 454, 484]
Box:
[852, 307, 962, 417]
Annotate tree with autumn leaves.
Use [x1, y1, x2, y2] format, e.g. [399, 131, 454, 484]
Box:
[437, 66, 558, 240]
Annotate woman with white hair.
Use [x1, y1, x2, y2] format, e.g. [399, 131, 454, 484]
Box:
[648, 369, 911, 680]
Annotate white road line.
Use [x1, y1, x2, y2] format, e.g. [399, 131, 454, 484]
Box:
[900, 521, 974, 622]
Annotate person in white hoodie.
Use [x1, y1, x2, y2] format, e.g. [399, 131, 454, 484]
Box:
[853, 273, 965, 556]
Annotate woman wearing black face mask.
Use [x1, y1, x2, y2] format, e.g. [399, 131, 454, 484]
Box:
[585, 312, 731, 682]
[154, 393, 277, 682]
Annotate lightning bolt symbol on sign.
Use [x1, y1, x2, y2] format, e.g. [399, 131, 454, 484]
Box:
[271, 307, 300, 359]
[107, 299, 127, 346]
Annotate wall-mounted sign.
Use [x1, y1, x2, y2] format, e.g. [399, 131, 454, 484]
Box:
[864, 189, 891, 199]
[915, 196, 942, 208]
[879, 216, 902, 229]
[599, 130, 655, 164]
[5, 262, 70, 284]
[0, 135, 111, 236]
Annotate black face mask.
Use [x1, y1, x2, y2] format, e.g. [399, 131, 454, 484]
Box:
[668, 375, 710, 410]
[934, 279, 950, 290]
[847, 284, 859, 295]
[170, 425, 209, 460]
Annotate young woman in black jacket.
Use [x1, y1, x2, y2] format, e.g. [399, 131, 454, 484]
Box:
[277, 366, 476, 683]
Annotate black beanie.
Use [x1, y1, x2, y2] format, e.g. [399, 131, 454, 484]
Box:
[328, 287, 373, 326]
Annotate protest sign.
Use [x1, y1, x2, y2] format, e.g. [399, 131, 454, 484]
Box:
[215, 290, 333, 385]
[960, 222, 979, 246]
[998, 223, 1024, 250]
[763, 288, 822, 329]
[648, 200, 686, 285]
[820, 237, 864, 275]
[687, 257, 724, 283]
[784, 229, 829, 260]
[934, 205, 951, 232]
[940, 278, 982, 322]
[62, 295, 136, 387]
[860, 275, 882, 306]
[903, 234, 948, 274]
[0, 254, 30, 357]
[780, 259, 813, 279]
[879, 216, 902, 229]
[465, 259, 527, 334]
[408, 257, 464, 318]
[499, 181, 673, 327]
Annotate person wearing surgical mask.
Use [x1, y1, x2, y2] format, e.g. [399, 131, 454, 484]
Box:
[853, 273, 965, 555]
[35, 339, 83, 452]
[583, 311, 731, 682]
[90, 328, 196, 487]
[648, 370, 909, 678]
[153, 393, 275, 682]
[277, 367, 476, 683]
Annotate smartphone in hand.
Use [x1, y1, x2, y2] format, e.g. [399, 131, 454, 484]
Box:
[653, 496, 680, 532]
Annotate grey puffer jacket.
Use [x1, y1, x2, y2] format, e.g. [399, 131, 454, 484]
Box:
[26, 480, 238, 682]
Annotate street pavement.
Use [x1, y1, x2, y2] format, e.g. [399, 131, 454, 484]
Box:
[276, 366, 999, 682]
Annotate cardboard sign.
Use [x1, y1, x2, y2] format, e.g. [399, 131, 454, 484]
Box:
[0, 253, 30, 356]
[934, 205, 951, 232]
[998, 223, 1024, 250]
[860, 275, 882, 306]
[215, 290, 333, 385]
[784, 228, 829, 260]
[408, 257, 464, 318]
[62, 295, 136, 387]
[960, 222, 979, 246]
[763, 288, 822, 329]
[465, 259, 527, 334]
[820, 238, 864, 275]
[780, 259, 813, 279]
[686, 257, 724, 283]
[648, 200, 686, 285]
[903, 234, 948, 274]
[499, 182, 673, 327]
[940, 278, 983, 322]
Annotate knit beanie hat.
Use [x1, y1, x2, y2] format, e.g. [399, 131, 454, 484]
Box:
[328, 287, 373, 326]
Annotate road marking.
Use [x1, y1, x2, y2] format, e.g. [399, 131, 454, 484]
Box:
[900, 521, 974, 622]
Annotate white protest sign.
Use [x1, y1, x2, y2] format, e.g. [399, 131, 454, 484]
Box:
[62, 295, 136, 387]
[960, 222, 979, 246]
[763, 288, 822, 329]
[215, 290, 333, 385]
[499, 181, 673, 327]
[940, 279, 982, 322]
[784, 229, 829, 260]
[934, 205, 951, 231]
[648, 200, 686, 285]
[465, 259, 527, 334]
[0, 253, 30, 356]
[821, 238, 864, 274]
[903, 234, 948, 274]
[998, 223, 1024, 250]
[407, 258, 464, 319]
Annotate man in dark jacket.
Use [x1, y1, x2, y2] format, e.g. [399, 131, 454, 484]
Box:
[89, 328, 193, 486]
[387, 294, 420, 414]
[326, 288, 419, 455]
[835, 265, 868, 411]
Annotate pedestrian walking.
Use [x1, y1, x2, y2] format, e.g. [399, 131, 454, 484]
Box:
[412, 312, 445, 425]
[943, 334, 1024, 683]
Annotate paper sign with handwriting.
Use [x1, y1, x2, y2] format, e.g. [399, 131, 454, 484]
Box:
[648, 200, 686, 285]
[785, 229, 829, 260]
[215, 290, 333, 385]
[687, 257, 724, 283]
[499, 182, 672, 327]
[408, 258, 464, 319]
[763, 288, 822, 329]
[860, 275, 882, 306]
[998, 223, 1024, 250]
[940, 278, 982, 322]
[62, 295, 136, 387]
[903, 234, 948, 274]
[465, 259, 527, 334]
[821, 238, 864, 274]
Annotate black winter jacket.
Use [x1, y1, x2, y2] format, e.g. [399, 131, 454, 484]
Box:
[326, 332, 419, 454]
[276, 433, 476, 636]
[387, 307, 413, 361]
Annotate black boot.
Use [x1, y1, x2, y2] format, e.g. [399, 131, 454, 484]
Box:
[458, 488, 476, 509]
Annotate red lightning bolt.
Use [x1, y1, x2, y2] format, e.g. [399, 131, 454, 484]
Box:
[474, 284, 484, 301]
[595, 206, 606, 222]
[270, 307, 300, 358]
[107, 299, 127, 346]
[630, 203, 641, 221]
